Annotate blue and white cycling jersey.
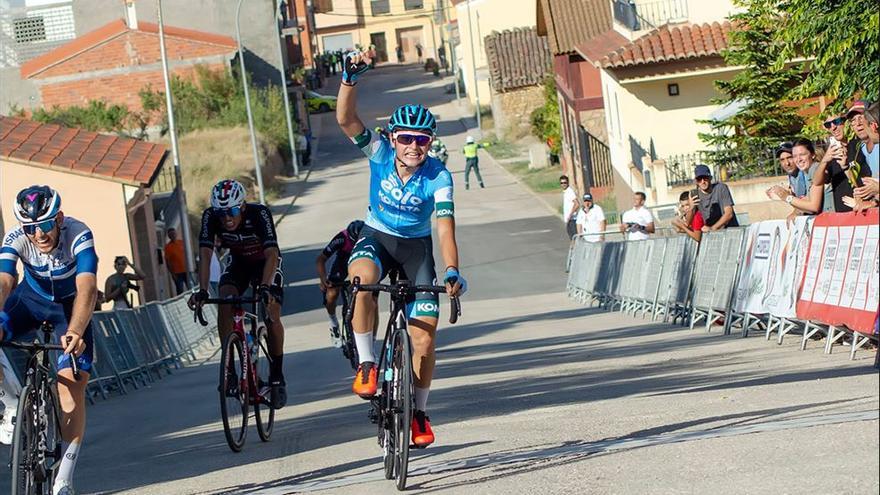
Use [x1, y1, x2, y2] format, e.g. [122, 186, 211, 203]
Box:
[0, 217, 98, 302]
[352, 129, 454, 238]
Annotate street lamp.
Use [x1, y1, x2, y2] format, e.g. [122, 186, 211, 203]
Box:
[156, 0, 195, 276]
[235, 0, 267, 205]
[465, 0, 481, 135]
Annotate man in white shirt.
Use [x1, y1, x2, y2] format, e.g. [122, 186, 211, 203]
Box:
[619, 191, 655, 241]
[560, 175, 579, 239]
[576, 193, 606, 242]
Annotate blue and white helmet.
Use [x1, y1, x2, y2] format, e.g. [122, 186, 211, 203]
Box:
[388, 104, 436, 134]
[14, 185, 61, 223]
[210, 179, 246, 209]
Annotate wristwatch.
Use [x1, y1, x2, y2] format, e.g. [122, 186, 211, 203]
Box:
[785, 195, 794, 204]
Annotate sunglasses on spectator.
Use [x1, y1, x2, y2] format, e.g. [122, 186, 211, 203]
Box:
[560, 181, 569, 185]
[695, 176, 711, 182]
[394, 133, 433, 146]
[823, 117, 846, 129]
[21, 218, 57, 236]
[219, 206, 241, 217]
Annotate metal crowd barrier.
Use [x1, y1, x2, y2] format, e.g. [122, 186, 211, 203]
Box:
[565, 226, 878, 365]
[84, 294, 217, 402]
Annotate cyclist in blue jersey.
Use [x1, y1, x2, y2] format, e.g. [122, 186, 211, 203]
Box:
[337, 51, 467, 447]
[0, 185, 99, 495]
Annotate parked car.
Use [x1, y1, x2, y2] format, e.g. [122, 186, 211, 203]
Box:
[306, 90, 337, 113]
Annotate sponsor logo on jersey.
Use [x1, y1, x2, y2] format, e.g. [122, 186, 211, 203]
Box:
[379, 173, 423, 213]
[413, 301, 439, 316]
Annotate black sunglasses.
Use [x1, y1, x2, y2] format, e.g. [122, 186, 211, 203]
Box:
[823, 117, 846, 129]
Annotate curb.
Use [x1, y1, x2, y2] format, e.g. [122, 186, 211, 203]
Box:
[453, 111, 561, 220]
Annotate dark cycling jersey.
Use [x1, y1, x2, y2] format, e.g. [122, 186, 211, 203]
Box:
[198, 203, 278, 261]
[322, 230, 357, 261]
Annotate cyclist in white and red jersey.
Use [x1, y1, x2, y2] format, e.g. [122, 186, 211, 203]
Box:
[337, 51, 467, 447]
[315, 220, 364, 346]
[0, 185, 98, 495]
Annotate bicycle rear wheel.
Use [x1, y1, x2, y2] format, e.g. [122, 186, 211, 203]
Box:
[253, 324, 275, 442]
[391, 325, 413, 491]
[219, 332, 248, 452]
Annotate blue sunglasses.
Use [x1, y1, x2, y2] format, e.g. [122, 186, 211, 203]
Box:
[219, 206, 241, 217]
[21, 218, 57, 235]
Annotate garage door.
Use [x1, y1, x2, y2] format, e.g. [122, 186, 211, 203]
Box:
[322, 33, 354, 53]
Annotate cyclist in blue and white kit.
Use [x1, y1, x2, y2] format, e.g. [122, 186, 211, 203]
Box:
[337, 51, 467, 447]
[0, 185, 99, 495]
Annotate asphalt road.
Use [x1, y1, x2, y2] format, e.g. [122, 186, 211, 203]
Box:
[2, 65, 877, 495]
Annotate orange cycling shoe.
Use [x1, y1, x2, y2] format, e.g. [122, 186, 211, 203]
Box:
[411, 410, 434, 447]
[352, 361, 378, 398]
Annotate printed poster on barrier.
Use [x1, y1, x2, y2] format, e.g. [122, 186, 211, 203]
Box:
[797, 210, 879, 334]
[767, 217, 813, 317]
[734, 221, 784, 315]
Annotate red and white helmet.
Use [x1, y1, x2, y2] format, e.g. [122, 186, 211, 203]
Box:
[210, 179, 246, 209]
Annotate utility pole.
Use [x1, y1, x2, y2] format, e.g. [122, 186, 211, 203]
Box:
[274, 0, 300, 178]
[235, 0, 267, 204]
[156, 0, 195, 276]
[465, 0, 481, 134]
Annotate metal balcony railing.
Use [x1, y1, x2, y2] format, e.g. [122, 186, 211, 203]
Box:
[613, 0, 688, 32]
[664, 148, 784, 188]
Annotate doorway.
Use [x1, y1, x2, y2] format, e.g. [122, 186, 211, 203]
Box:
[370, 32, 388, 62]
[395, 26, 423, 63]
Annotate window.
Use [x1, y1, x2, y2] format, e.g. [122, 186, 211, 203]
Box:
[404, 0, 424, 11]
[371, 0, 390, 15]
[13, 17, 47, 43]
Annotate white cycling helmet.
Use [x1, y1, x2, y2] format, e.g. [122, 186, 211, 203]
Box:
[466, 135, 475, 144]
[14, 185, 61, 223]
[210, 179, 246, 209]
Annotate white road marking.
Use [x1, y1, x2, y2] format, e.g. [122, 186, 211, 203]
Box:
[508, 229, 553, 236]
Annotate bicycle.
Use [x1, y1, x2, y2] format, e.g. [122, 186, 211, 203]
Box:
[329, 280, 359, 370]
[193, 295, 274, 452]
[1, 322, 80, 495]
[345, 276, 461, 491]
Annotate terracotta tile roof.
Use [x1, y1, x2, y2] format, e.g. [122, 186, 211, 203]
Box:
[485, 27, 552, 92]
[536, 0, 612, 55]
[574, 29, 629, 63]
[599, 21, 733, 69]
[0, 116, 167, 186]
[20, 19, 236, 79]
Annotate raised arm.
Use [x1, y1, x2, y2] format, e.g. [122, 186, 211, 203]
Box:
[336, 51, 371, 139]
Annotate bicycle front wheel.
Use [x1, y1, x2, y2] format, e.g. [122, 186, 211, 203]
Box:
[10, 384, 39, 495]
[253, 324, 275, 442]
[219, 332, 248, 452]
[391, 325, 413, 491]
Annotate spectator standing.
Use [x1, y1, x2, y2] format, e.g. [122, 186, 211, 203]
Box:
[415, 43, 424, 64]
[769, 139, 835, 215]
[816, 112, 865, 212]
[619, 192, 655, 241]
[672, 191, 704, 242]
[847, 100, 878, 178]
[560, 175, 579, 239]
[793, 139, 834, 212]
[396, 46, 404, 63]
[690, 164, 738, 231]
[104, 256, 145, 309]
[462, 135, 486, 190]
[575, 193, 606, 241]
[853, 102, 880, 205]
[164, 228, 189, 296]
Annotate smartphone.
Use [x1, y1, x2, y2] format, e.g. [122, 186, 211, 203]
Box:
[828, 136, 840, 148]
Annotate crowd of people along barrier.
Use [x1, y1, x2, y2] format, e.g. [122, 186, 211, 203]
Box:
[567, 209, 879, 365]
[1, 293, 219, 404]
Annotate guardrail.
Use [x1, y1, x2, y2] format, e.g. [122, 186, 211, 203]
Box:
[2, 294, 218, 404]
[567, 213, 879, 366]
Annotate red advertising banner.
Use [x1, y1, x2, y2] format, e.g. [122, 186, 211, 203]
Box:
[796, 209, 879, 335]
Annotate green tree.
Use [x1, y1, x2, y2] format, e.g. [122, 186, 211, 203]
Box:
[530, 76, 562, 155]
[700, 0, 878, 174]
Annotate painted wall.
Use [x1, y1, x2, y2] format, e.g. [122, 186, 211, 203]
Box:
[454, 0, 536, 107]
[1, 161, 138, 307]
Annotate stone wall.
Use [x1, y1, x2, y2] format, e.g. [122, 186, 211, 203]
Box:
[490, 85, 544, 140]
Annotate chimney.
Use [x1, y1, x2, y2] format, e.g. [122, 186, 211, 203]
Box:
[124, 0, 138, 30]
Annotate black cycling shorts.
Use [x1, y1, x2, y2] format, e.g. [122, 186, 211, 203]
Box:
[219, 256, 284, 304]
[327, 255, 350, 285]
[348, 226, 439, 319]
